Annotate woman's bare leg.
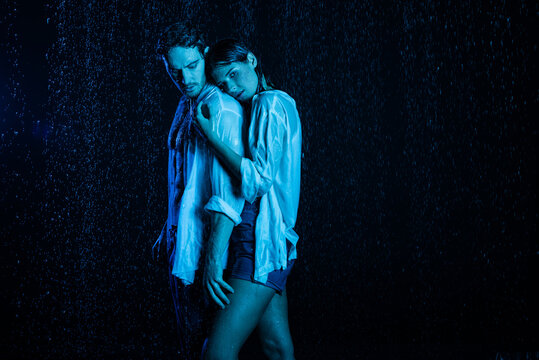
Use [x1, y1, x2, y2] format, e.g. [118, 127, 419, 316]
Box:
[203, 278, 276, 360]
[257, 288, 295, 360]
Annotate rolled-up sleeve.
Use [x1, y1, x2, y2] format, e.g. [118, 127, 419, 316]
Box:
[205, 195, 242, 225]
[204, 102, 245, 225]
[241, 97, 287, 203]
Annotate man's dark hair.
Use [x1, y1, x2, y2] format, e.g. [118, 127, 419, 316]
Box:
[156, 22, 205, 57]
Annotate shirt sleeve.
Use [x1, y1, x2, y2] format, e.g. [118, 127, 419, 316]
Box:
[204, 101, 245, 225]
[240, 95, 287, 203]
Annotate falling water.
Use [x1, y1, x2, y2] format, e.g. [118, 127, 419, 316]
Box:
[2, 0, 535, 358]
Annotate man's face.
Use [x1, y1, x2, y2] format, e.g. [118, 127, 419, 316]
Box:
[164, 46, 206, 99]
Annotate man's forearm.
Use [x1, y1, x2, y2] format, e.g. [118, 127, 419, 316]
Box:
[206, 212, 235, 265]
[206, 131, 243, 181]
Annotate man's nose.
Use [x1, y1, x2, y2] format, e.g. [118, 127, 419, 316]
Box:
[181, 69, 192, 84]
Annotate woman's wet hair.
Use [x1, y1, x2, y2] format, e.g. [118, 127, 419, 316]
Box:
[206, 39, 273, 92]
[156, 22, 205, 57]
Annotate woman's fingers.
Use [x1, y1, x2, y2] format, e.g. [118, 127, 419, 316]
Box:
[196, 102, 206, 123]
[194, 103, 206, 131]
[194, 101, 214, 137]
[196, 101, 204, 115]
[196, 101, 210, 118]
[201, 103, 210, 118]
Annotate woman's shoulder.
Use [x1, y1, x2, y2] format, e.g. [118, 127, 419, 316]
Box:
[252, 90, 296, 110]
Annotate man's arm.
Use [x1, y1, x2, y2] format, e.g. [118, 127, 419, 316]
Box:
[196, 102, 243, 180]
[201, 96, 245, 308]
[152, 221, 168, 265]
[203, 212, 235, 309]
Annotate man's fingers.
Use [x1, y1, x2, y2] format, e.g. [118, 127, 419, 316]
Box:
[206, 282, 225, 309]
[216, 278, 235, 294]
[212, 281, 230, 305]
[151, 239, 160, 262]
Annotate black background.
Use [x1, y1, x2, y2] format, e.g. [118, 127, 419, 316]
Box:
[1, 0, 537, 359]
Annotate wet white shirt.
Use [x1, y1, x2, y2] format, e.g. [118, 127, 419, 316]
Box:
[167, 84, 245, 284]
[240, 90, 302, 284]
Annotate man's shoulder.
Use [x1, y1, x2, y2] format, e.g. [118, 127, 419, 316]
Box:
[204, 86, 243, 115]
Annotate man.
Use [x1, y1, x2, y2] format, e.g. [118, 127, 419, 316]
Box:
[151, 22, 245, 360]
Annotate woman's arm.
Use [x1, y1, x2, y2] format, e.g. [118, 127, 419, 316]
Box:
[196, 96, 287, 203]
[195, 102, 243, 180]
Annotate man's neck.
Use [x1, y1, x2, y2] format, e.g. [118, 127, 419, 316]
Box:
[185, 83, 211, 105]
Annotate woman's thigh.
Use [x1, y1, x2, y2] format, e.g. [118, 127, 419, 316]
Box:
[256, 289, 294, 358]
[204, 278, 276, 359]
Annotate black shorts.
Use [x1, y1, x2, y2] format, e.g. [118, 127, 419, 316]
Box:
[226, 198, 295, 295]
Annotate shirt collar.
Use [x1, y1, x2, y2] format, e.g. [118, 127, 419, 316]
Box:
[194, 83, 217, 105]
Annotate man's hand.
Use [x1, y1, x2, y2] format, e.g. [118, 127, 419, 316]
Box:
[203, 255, 234, 309]
[152, 224, 168, 266]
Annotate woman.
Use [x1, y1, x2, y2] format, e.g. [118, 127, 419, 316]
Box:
[195, 39, 301, 360]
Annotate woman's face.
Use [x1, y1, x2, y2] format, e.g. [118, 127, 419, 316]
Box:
[211, 53, 259, 102]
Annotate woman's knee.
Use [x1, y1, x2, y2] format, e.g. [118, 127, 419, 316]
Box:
[203, 341, 238, 360]
[260, 336, 295, 360]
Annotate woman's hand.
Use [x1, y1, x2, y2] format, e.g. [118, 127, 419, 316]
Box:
[194, 100, 244, 179]
[195, 101, 216, 140]
[203, 254, 234, 309]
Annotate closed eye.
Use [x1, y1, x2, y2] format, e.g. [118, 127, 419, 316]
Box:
[187, 59, 200, 69]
